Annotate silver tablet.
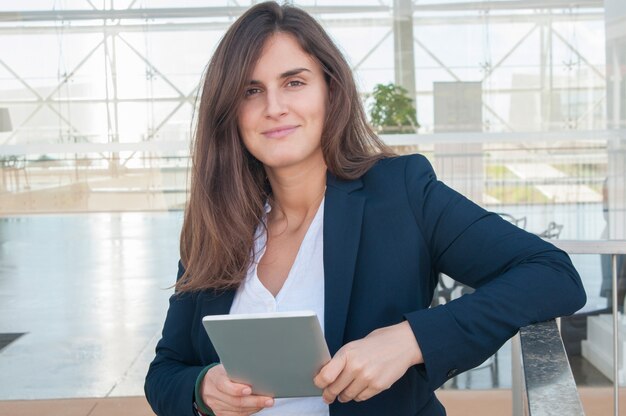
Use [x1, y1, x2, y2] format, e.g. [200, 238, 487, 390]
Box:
[201, 310, 331, 398]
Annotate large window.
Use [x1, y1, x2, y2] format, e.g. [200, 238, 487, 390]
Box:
[0, 1, 613, 216]
[1, 0, 625, 402]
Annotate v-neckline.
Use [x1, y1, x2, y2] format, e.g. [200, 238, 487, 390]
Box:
[253, 197, 325, 301]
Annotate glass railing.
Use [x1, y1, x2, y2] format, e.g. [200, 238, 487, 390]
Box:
[1, 131, 623, 220]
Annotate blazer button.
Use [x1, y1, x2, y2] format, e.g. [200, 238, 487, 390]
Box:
[447, 368, 459, 378]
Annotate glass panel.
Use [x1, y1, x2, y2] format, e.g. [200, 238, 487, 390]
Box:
[0, 3, 624, 414]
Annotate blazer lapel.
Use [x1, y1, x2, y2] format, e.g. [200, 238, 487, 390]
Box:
[324, 171, 365, 355]
[201, 288, 236, 316]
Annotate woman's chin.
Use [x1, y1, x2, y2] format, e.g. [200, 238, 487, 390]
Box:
[260, 153, 324, 172]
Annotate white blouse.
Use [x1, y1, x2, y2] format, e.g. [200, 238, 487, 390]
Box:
[229, 198, 329, 416]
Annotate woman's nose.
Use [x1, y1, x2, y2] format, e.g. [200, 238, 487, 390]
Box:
[264, 89, 288, 119]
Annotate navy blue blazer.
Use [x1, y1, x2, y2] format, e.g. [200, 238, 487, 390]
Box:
[145, 154, 586, 416]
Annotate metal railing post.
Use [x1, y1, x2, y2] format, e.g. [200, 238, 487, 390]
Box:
[512, 333, 523, 416]
[612, 253, 619, 416]
[518, 320, 585, 415]
[517, 240, 626, 416]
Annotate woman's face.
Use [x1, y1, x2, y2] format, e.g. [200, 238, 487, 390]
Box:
[237, 32, 328, 172]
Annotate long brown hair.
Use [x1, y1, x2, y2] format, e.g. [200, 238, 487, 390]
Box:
[177, 1, 394, 292]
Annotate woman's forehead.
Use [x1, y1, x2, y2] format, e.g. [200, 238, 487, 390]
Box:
[249, 33, 319, 80]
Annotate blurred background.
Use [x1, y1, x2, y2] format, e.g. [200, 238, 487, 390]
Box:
[0, 1, 624, 415]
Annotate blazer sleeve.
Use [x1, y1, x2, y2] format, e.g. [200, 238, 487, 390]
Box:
[144, 261, 205, 416]
[402, 154, 587, 391]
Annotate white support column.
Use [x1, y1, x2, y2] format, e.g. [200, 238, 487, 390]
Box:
[605, 3, 626, 242]
[393, 0, 416, 107]
[604, 6, 626, 416]
[433, 82, 485, 203]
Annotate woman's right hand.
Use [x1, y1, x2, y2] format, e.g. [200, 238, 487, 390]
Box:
[199, 364, 275, 416]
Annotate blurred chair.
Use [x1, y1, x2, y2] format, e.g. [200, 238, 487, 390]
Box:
[537, 221, 563, 239]
[1, 155, 30, 191]
[495, 212, 527, 229]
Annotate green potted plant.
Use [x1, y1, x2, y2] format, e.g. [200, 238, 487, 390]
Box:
[368, 82, 419, 133]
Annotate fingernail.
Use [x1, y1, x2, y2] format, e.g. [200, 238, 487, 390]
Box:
[242, 387, 251, 395]
[265, 399, 274, 407]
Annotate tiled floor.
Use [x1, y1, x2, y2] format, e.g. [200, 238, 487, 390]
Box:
[0, 213, 182, 400]
[1, 388, 625, 416]
[0, 212, 516, 402]
[0, 212, 620, 415]
[0, 396, 156, 416]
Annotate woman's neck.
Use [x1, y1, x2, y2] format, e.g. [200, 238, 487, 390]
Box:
[266, 160, 327, 227]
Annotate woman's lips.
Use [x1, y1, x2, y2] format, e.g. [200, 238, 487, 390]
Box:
[262, 126, 298, 139]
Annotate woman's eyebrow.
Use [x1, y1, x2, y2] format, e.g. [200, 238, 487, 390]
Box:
[248, 67, 312, 85]
[279, 67, 311, 78]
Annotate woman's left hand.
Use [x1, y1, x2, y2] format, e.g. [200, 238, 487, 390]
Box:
[313, 321, 423, 404]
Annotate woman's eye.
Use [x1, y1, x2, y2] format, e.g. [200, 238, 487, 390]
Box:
[287, 80, 304, 87]
[244, 88, 261, 97]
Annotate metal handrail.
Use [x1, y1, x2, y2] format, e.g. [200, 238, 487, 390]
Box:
[546, 240, 626, 255]
[550, 240, 626, 416]
[512, 240, 626, 416]
[514, 319, 586, 415]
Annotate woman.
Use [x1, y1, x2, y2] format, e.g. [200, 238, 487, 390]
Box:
[144, 2, 586, 415]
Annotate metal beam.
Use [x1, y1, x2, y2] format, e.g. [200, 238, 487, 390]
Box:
[46, 38, 106, 99]
[0, 85, 607, 108]
[2, 128, 623, 156]
[0, 13, 604, 35]
[117, 34, 186, 98]
[481, 25, 538, 81]
[412, 0, 602, 12]
[484, 102, 515, 132]
[352, 29, 392, 71]
[551, 27, 606, 80]
[413, 36, 461, 81]
[145, 85, 198, 142]
[103, 31, 119, 173]
[0, 58, 42, 100]
[84, 0, 99, 11]
[573, 93, 606, 128]
[0, 5, 389, 22]
[0, 1, 603, 23]
[46, 102, 85, 139]
[1, 38, 106, 145]
[1, 105, 43, 145]
[540, 20, 553, 131]
[0, 95, 198, 105]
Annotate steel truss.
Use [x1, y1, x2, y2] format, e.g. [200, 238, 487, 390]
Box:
[0, 0, 607, 159]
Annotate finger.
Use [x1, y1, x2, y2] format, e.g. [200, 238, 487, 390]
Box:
[355, 386, 381, 402]
[314, 352, 346, 389]
[219, 393, 275, 410]
[208, 396, 271, 415]
[337, 377, 369, 403]
[204, 365, 253, 398]
[219, 409, 263, 416]
[322, 365, 356, 404]
[213, 376, 254, 397]
[206, 375, 273, 410]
